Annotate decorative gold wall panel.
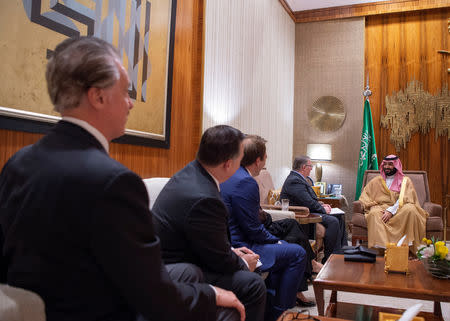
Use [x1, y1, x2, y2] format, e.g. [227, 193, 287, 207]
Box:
[381, 81, 450, 150]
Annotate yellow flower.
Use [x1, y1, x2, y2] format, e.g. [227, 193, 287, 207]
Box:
[434, 242, 449, 259]
[426, 239, 432, 245]
[438, 246, 449, 259]
[422, 237, 428, 243]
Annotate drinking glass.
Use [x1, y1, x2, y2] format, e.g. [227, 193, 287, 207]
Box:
[281, 198, 289, 211]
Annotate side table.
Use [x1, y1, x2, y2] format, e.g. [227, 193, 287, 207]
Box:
[318, 196, 345, 208]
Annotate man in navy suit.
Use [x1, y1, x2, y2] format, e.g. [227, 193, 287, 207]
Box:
[280, 156, 343, 262]
[0, 37, 244, 321]
[220, 135, 307, 321]
[152, 125, 266, 321]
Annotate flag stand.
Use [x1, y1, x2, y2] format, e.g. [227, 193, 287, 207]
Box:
[355, 77, 378, 200]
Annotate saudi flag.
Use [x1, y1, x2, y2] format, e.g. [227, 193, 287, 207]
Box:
[355, 99, 378, 200]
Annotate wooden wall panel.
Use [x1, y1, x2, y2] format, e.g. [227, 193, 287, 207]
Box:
[365, 8, 450, 210]
[288, 0, 450, 23]
[0, 0, 204, 179]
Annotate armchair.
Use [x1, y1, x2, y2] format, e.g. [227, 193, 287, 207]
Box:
[143, 177, 170, 210]
[254, 169, 325, 252]
[351, 170, 443, 246]
[0, 284, 45, 321]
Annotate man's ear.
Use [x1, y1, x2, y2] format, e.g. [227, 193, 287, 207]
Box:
[86, 87, 106, 110]
[223, 159, 232, 171]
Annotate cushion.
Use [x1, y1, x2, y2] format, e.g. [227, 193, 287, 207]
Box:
[267, 189, 281, 205]
[254, 169, 275, 205]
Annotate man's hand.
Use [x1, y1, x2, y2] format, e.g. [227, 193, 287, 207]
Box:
[232, 247, 260, 272]
[232, 247, 255, 256]
[381, 210, 393, 223]
[213, 286, 245, 321]
[322, 204, 331, 214]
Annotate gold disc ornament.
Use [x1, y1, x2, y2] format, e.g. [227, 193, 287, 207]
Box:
[308, 96, 346, 132]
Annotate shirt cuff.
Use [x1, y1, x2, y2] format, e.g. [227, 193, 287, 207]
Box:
[386, 200, 399, 215]
[241, 257, 249, 269]
[209, 284, 217, 296]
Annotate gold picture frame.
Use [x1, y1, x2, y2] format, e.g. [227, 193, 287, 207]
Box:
[0, 0, 177, 148]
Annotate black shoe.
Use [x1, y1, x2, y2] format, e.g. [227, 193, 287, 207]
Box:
[296, 298, 316, 307]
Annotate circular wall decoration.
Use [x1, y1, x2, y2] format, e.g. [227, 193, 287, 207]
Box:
[308, 96, 346, 132]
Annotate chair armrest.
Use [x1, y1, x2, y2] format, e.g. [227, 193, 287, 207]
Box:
[423, 202, 442, 217]
[261, 204, 309, 216]
[353, 200, 363, 213]
[264, 209, 295, 221]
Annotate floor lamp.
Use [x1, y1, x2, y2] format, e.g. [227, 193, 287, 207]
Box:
[306, 143, 332, 184]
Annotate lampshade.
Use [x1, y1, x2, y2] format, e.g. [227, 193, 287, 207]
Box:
[306, 144, 332, 161]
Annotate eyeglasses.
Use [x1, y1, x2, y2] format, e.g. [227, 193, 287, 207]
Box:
[280, 310, 320, 321]
[305, 164, 313, 168]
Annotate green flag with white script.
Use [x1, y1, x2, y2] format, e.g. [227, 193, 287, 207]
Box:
[355, 99, 378, 200]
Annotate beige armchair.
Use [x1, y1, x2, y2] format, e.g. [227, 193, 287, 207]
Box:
[254, 169, 325, 252]
[351, 170, 443, 246]
[0, 284, 45, 321]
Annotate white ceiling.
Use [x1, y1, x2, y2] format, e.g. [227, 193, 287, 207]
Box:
[284, 0, 390, 12]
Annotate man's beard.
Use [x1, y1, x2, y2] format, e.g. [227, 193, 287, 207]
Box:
[384, 167, 397, 177]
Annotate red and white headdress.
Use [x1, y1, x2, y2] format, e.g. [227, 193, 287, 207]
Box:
[379, 155, 404, 192]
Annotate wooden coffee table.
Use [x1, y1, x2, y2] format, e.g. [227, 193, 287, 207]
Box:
[277, 311, 348, 321]
[313, 254, 450, 320]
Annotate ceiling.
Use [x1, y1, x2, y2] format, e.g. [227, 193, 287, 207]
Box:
[284, 0, 391, 12]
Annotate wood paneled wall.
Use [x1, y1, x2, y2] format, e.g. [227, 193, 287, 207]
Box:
[365, 8, 450, 208]
[283, 0, 450, 23]
[0, 0, 204, 179]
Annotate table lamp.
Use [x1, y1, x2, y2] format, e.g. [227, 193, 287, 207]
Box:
[306, 143, 331, 182]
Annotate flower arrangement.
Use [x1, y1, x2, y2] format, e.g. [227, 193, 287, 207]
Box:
[417, 237, 450, 279]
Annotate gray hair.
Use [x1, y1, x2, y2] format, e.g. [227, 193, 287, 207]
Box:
[293, 156, 310, 171]
[46, 36, 121, 112]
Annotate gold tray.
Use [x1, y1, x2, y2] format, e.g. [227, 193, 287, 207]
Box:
[379, 312, 424, 321]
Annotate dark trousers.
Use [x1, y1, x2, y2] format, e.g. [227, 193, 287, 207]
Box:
[166, 263, 241, 321]
[203, 268, 266, 321]
[263, 242, 306, 321]
[266, 218, 314, 291]
[317, 214, 343, 262]
[335, 214, 348, 247]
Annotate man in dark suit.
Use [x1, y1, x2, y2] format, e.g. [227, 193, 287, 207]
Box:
[220, 135, 309, 321]
[280, 156, 343, 262]
[152, 125, 267, 321]
[0, 37, 244, 321]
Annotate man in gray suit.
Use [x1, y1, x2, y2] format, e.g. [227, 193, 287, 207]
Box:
[0, 36, 243, 321]
[280, 156, 343, 262]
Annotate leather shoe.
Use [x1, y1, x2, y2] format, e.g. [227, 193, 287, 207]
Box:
[296, 298, 316, 307]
